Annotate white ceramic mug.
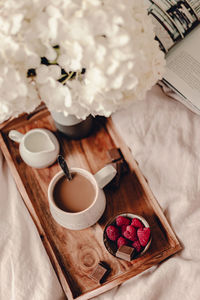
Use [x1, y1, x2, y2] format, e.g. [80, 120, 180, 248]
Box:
[8, 128, 60, 168]
[48, 165, 117, 230]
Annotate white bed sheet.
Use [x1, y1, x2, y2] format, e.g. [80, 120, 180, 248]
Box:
[1, 85, 200, 300]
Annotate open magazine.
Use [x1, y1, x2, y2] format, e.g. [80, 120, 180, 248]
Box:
[145, 0, 200, 114]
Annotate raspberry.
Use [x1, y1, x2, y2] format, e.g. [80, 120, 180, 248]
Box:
[123, 225, 137, 242]
[126, 225, 136, 235]
[106, 225, 120, 241]
[137, 227, 151, 247]
[132, 240, 142, 253]
[131, 218, 144, 229]
[116, 216, 130, 226]
[121, 225, 127, 235]
[117, 236, 129, 248]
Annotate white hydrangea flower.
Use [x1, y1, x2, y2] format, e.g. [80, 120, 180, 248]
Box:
[0, 0, 165, 122]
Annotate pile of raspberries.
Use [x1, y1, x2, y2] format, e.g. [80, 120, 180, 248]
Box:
[106, 215, 151, 254]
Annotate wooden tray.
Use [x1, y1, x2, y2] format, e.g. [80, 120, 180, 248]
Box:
[0, 109, 182, 300]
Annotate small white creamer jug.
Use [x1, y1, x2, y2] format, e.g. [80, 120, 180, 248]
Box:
[8, 128, 60, 168]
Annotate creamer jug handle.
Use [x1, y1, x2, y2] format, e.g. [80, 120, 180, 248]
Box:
[8, 130, 24, 143]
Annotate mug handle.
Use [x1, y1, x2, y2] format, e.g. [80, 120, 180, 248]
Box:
[8, 130, 24, 143]
[94, 164, 117, 189]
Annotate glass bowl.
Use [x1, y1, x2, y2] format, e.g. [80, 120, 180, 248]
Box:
[103, 213, 152, 260]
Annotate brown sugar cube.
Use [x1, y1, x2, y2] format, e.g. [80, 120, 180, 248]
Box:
[116, 245, 136, 261]
[107, 148, 123, 163]
[89, 262, 110, 283]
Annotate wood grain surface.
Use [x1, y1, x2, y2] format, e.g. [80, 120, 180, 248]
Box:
[0, 109, 182, 300]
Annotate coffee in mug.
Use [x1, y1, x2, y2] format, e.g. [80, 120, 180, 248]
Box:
[53, 172, 96, 213]
[48, 166, 117, 230]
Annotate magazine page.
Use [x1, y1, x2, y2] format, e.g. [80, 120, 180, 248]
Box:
[187, 0, 200, 19]
[145, 0, 200, 53]
[162, 24, 200, 111]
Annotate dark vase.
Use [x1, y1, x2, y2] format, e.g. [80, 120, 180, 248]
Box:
[51, 111, 94, 139]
